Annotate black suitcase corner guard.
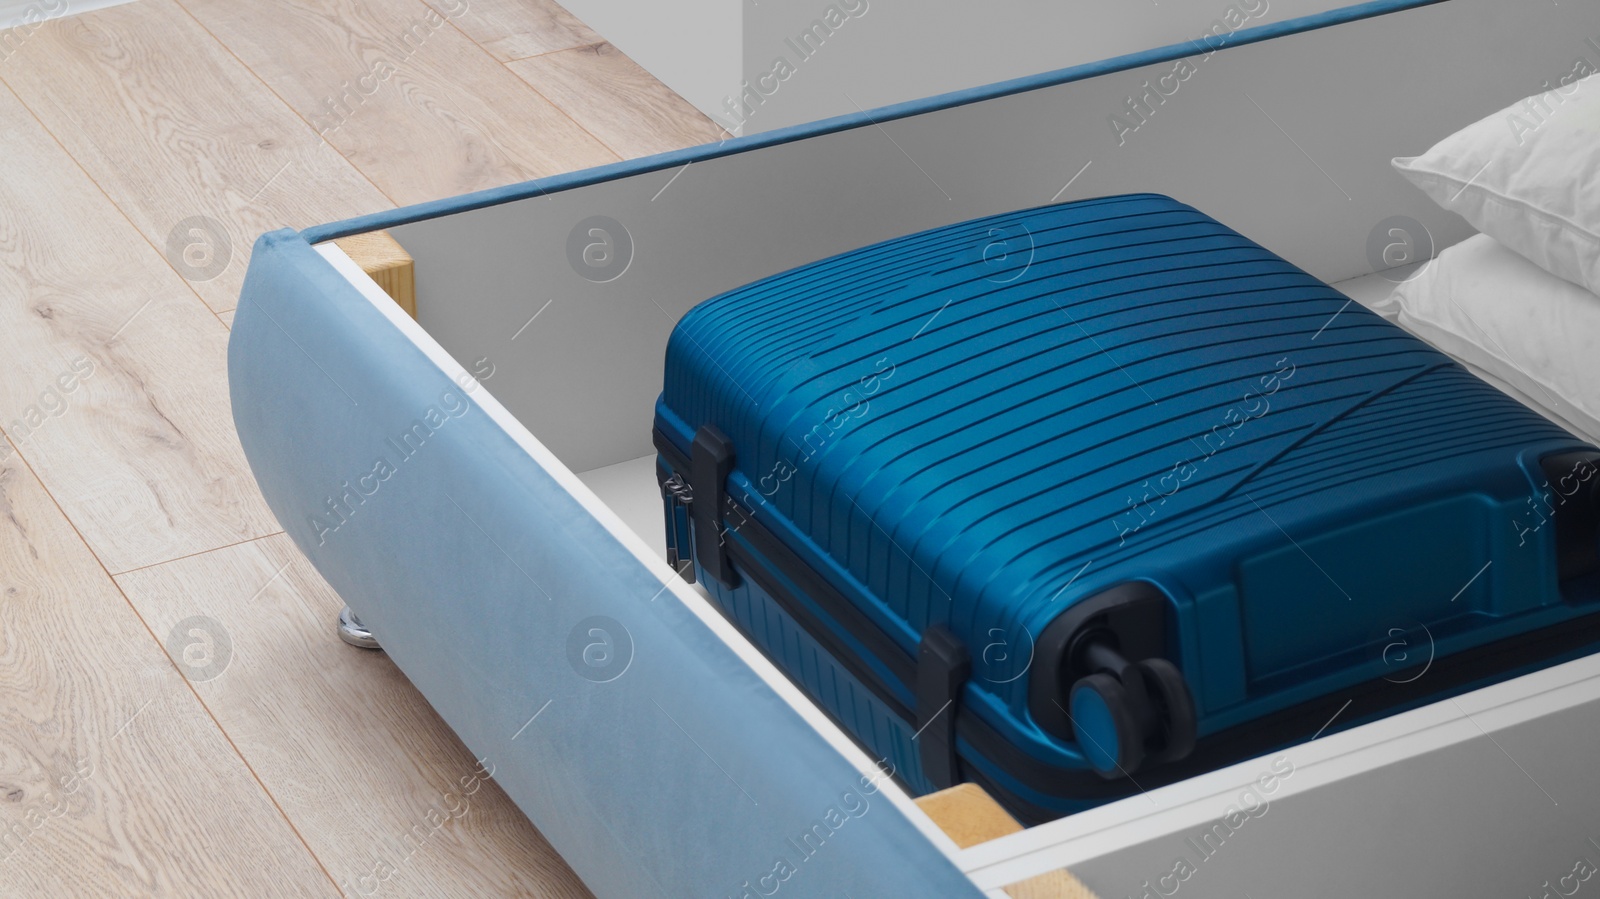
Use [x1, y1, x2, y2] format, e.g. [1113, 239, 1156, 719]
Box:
[1540, 450, 1600, 585]
[916, 626, 970, 790]
[691, 425, 740, 589]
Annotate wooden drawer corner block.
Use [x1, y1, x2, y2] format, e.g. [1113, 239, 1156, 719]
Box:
[333, 230, 416, 319]
[915, 783, 1102, 899]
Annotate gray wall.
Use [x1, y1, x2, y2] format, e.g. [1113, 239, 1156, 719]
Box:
[561, 0, 1388, 135]
[733, 0, 1362, 134]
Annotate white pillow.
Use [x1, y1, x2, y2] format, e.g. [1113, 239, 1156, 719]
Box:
[1393, 69, 1600, 296]
[1388, 233, 1600, 445]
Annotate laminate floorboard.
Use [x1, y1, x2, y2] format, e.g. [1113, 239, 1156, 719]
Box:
[0, 0, 393, 315]
[0, 439, 338, 897]
[0, 82, 281, 575]
[177, 0, 620, 205]
[509, 41, 731, 160]
[429, 0, 599, 62]
[116, 533, 592, 898]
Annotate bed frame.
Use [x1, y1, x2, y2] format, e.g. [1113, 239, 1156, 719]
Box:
[229, 1, 1600, 894]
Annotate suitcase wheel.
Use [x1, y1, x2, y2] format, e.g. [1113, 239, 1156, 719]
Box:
[1067, 637, 1197, 778]
[1037, 583, 1198, 778]
[1069, 673, 1144, 777]
[1137, 658, 1197, 765]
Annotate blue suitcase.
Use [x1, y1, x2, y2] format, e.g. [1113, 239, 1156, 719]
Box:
[652, 193, 1600, 821]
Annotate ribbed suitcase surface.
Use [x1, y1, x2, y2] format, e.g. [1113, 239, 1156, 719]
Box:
[654, 194, 1600, 819]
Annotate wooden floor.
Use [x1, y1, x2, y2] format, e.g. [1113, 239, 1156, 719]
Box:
[0, 0, 724, 894]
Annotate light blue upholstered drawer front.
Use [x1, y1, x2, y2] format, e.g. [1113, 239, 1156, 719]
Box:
[228, 230, 982, 899]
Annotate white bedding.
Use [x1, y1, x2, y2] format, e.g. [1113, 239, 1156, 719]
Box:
[1337, 247, 1600, 444]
